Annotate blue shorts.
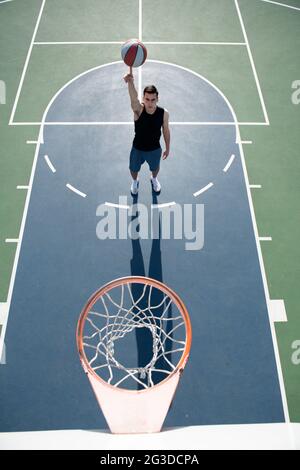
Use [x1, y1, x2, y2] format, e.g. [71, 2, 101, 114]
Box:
[129, 146, 162, 172]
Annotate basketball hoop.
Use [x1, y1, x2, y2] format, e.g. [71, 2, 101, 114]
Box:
[76, 276, 192, 434]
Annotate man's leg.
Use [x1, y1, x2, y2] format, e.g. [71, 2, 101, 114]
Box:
[130, 170, 139, 180]
[129, 148, 142, 195]
[151, 167, 161, 193]
[151, 168, 159, 178]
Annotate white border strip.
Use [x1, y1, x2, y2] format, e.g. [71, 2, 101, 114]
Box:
[249, 184, 262, 188]
[234, 0, 270, 125]
[16, 185, 29, 190]
[44, 155, 56, 173]
[66, 183, 87, 198]
[9, 0, 46, 125]
[259, 0, 300, 11]
[5, 239, 19, 243]
[259, 236, 273, 241]
[193, 182, 214, 197]
[26, 140, 38, 144]
[0, 0, 13, 4]
[223, 154, 235, 172]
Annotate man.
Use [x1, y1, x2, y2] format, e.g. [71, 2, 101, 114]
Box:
[123, 68, 170, 196]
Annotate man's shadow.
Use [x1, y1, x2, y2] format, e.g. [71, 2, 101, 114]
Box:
[130, 192, 173, 389]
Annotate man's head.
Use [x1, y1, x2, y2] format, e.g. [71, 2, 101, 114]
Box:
[143, 85, 158, 113]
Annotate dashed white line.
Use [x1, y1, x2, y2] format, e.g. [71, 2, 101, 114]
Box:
[26, 140, 38, 144]
[240, 140, 253, 144]
[152, 202, 176, 209]
[44, 155, 56, 173]
[223, 154, 235, 172]
[66, 184, 87, 198]
[16, 185, 29, 190]
[259, 237, 272, 241]
[249, 184, 262, 189]
[193, 182, 214, 197]
[5, 239, 19, 243]
[105, 202, 130, 209]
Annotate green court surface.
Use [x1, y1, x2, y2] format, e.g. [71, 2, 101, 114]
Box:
[0, 0, 299, 426]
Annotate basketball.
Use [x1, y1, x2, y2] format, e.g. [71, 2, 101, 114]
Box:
[121, 38, 147, 67]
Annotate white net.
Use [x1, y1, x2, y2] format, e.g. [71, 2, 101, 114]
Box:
[81, 281, 188, 390]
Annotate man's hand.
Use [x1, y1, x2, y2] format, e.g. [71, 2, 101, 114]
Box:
[162, 149, 170, 160]
[123, 72, 133, 83]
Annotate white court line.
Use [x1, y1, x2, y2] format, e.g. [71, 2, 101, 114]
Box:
[249, 184, 262, 188]
[259, 237, 273, 241]
[234, 0, 270, 125]
[240, 140, 253, 144]
[144, 41, 247, 45]
[66, 183, 87, 198]
[11, 121, 269, 126]
[16, 185, 29, 190]
[9, 0, 46, 125]
[0, 343, 6, 365]
[44, 155, 56, 173]
[5, 239, 19, 243]
[138, 0, 143, 101]
[33, 41, 247, 46]
[193, 182, 214, 197]
[236, 124, 289, 423]
[105, 202, 130, 209]
[0, 124, 43, 360]
[138, 67, 142, 101]
[139, 0, 142, 41]
[0, 0, 13, 4]
[223, 154, 235, 172]
[26, 140, 38, 144]
[34, 41, 124, 45]
[152, 202, 176, 209]
[259, 0, 300, 11]
[268, 299, 288, 322]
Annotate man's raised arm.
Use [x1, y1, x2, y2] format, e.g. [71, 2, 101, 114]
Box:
[123, 68, 142, 115]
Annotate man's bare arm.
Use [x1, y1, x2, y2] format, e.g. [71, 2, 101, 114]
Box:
[123, 70, 142, 115]
[162, 110, 170, 159]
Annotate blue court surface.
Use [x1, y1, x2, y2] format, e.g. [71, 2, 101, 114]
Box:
[0, 62, 285, 431]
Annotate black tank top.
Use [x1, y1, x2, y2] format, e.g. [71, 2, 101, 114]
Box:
[133, 106, 164, 151]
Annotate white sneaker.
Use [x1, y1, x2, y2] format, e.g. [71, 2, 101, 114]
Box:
[151, 177, 161, 193]
[130, 179, 139, 196]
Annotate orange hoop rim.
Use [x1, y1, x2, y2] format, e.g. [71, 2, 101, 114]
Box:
[76, 276, 192, 394]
